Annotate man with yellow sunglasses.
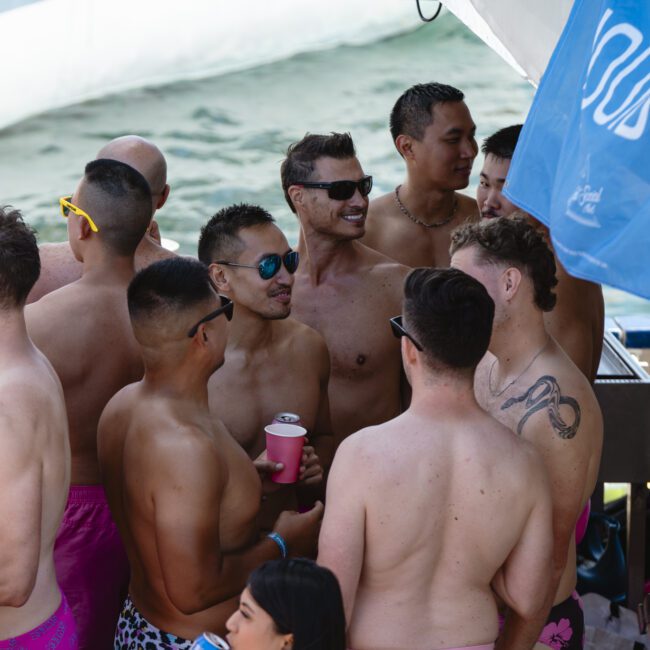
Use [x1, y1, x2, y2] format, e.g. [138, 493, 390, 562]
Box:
[28, 135, 174, 303]
[25, 158, 153, 650]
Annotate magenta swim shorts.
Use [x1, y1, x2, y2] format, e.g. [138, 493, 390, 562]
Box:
[0, 593, 78, 649]
[54, 485, 130, 650]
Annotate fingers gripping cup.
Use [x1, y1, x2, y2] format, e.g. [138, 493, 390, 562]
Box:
[264, 423, 307, 484]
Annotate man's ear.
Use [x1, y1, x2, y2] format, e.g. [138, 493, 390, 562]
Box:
[78, 217, 94, 241]
[157, 184, 171, 210]
[502, 266, 522, 301]
[401, 334, 419, 367]
[395, 134, 414, 160]
[209, 263, 230, 293]
[287, 185, 304, 212]
[281, 633, 294, 650]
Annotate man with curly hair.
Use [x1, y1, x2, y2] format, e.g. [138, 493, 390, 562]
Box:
[451, 217, 603, 650]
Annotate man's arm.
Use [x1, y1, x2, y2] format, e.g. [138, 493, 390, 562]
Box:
[317, 435, 366, 625]
[0, 393, 43, 606]
[153, 428, 322, 615]
[493, 444, 554, 650]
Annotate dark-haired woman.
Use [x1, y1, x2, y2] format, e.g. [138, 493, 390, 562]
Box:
[225, 558, 346, 650]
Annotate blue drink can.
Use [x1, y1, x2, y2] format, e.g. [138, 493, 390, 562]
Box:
[190, 632, 230, 650]
[272, 412, 302, 426]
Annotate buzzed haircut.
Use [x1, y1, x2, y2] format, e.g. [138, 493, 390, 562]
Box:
[390, 82, 465, 144]
[481, 124, 523, 159]
[128, 257, 213, 324]
[80, 158, 153, 256]
[198, 203, 275, 264]
[450, 216, 558, 312]
[0, 206, 40, 308]
[281, 132, 356, 213]
[403, 267, 494, 371]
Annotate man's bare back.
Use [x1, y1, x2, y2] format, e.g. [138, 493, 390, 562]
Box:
[364, 191, 478, 268]
[291, 242, 409, 444]
[0, 344, 70, 638]
[99, 383, 262, 636]
[26, 277, 142, 484]
[321, 408, 550, 650]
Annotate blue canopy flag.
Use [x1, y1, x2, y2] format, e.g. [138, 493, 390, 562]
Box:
[504, 0, 650, 299]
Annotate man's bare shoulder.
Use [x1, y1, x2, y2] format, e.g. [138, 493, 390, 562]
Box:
[368, 192, 401, 220]
[28, 242, 82, 303]
[355, 241, 411, 279]
[455, 192, 479, 220]
[283, 318, 328, 355]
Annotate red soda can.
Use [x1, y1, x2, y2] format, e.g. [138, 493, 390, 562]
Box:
[272, 412, 302, 426]
[190, 632, 230, 649]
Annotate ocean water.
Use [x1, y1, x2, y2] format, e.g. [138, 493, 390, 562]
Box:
[0, 10, 647, 317]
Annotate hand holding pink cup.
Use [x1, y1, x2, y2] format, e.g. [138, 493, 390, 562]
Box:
[264, 423, 307, 484]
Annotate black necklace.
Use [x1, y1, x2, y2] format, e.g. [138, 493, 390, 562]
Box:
[394, 185, 458, 228]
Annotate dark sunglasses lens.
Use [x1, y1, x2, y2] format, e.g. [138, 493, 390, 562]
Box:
[389, 319, 402, 340]
[327, 181, 357, 201]
[284, 251, 299, 274]
[258, 255, 282, 280]
[223, 300, 234, 321]
[360, 176, 373, 197]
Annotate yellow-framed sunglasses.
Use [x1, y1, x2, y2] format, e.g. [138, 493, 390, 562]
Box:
[59, 196, 99, 233]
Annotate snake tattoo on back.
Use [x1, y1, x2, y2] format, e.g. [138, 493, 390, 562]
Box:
[501, 375, 581, 439]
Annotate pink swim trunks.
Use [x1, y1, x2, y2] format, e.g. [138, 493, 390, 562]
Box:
[0, 593, 78, 649]
[54, 485, 130, 650]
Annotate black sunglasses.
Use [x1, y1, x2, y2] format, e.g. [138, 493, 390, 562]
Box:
[187, 295, 234, 338]
[216, 251, 299, 281]
[389, 316, 423, 352]
[298, 175, 373, 201]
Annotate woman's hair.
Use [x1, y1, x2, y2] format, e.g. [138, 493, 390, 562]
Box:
[248, 559, 346, 650]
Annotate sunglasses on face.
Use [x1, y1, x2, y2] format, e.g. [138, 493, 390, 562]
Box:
[297, 175, 373, 201]
[187, 295, 234, 338]
[216, 251, 299, 281]
[389, 315, 423, 352]
[59, 196, 100, 233]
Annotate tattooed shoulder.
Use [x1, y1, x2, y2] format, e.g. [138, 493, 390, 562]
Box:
[500, 375, 581, 439]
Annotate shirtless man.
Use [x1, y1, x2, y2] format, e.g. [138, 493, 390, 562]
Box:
[0, 208, 77, 647]
[319, 267, 553, 650]
[198, 203, 332, 527]
[363, 82, 479, 268]
[477, 124, 604, 381]
[99, 257, 323, 645]
[450, 217, 603, 649]
[28, 134, 174, 303]
[25, 160, 153, 649]
[281, 132, 410, 444]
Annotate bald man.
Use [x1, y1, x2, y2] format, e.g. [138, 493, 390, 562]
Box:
[25, 159, 153, 649]
[28, 135, 174, 303]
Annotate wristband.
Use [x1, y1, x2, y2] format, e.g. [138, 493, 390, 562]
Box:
[267, 532, 288, 558]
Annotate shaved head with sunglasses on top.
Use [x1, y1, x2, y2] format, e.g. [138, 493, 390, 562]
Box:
[282, 132, 411, 447]
[24, 159, 153, 649]
[199, 203, 333, 530]
[319, 268, 554, 650]
[98, 257, 323, 645]
[28, 134, 176, 303]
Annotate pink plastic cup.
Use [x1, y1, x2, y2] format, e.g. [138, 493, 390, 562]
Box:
[264, 423, 306, 484]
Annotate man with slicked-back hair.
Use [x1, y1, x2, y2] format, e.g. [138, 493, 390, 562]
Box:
[25, 160, 153, 649]
[363, 82, 479, 268]
[28, 135, 175, 303]
[319, 268, 553, 650]
[0, 208, 77, 647]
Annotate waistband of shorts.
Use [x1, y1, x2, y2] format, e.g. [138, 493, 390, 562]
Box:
[67, 484, 108, 504]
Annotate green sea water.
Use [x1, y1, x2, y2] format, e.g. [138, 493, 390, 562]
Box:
[0, 11, 647, 316]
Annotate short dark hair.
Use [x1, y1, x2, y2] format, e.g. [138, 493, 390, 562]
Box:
[80, 158, 153, 256]
[198, 203, 275, 264]
[280, 132, 356, 213]
[0, 206, 40, 308]
[249, 558, 346, 650]
[128, 257, 213, 325]
[403, 268, 494, 371]
[450, 216, 558, 311]
[481, 124, 523, 159]
[389, 82, 465, 143]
